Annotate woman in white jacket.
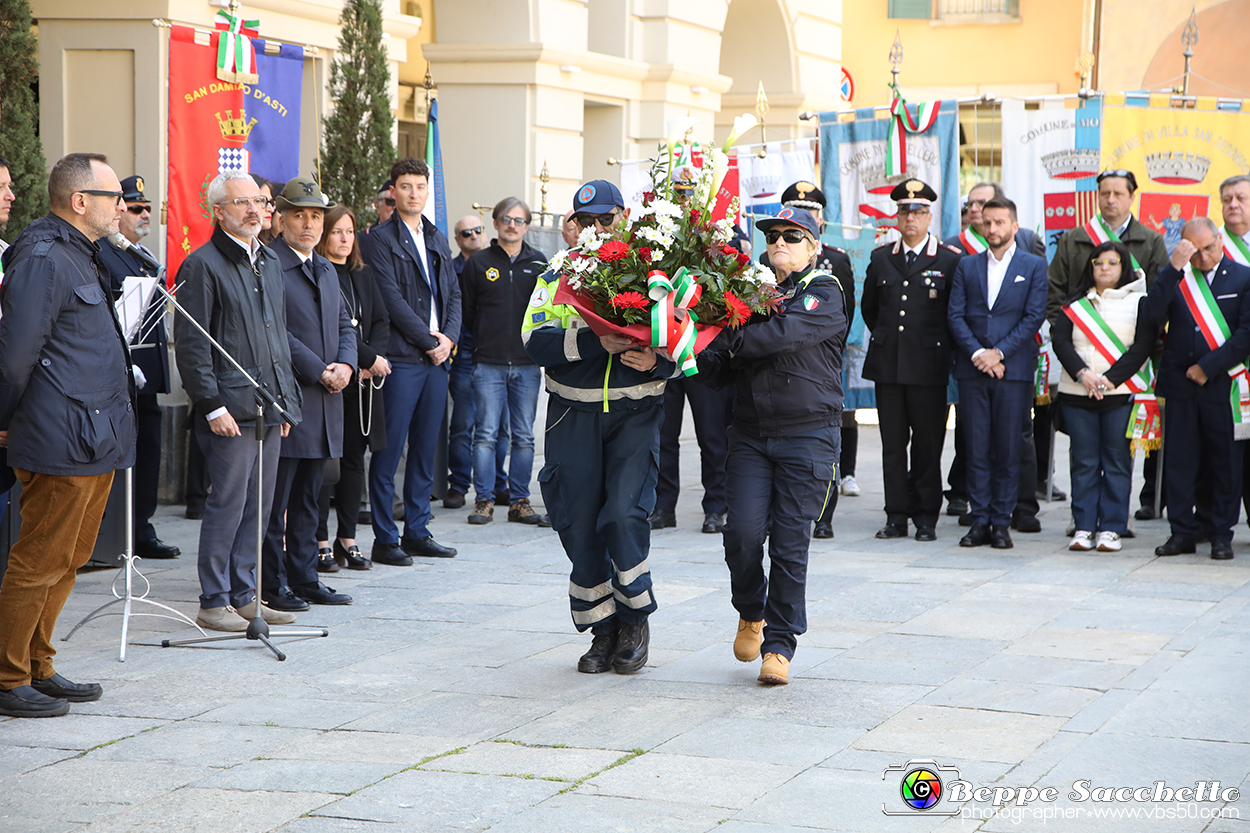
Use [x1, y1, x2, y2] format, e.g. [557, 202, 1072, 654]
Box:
[1052, 241, 1158, 552]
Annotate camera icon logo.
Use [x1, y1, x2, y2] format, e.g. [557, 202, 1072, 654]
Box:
[882, 759, 962, 816]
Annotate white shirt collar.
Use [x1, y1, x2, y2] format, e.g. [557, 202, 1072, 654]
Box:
[904, 235, 928, 257]
[987, 242, 1017, 268]
[1114, 215, 1131, 237]
[223, 229, 259, 264]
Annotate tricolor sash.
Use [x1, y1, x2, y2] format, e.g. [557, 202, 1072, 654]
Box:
[1033, 332, 1051, 405]
[885, 90, 942, 177]
[1063, 297, 1161, 453]
[1223, 226, 1250, 267]
[1177, 264, 1250, 439]
[1083, 215, 1146, 281]
[958, 228, 988, 256]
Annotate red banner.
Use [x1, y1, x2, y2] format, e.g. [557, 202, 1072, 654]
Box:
[168, 26, 245, 283]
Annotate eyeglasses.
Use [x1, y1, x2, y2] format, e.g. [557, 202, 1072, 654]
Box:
[457, 227, 483, 238]
[1097, 169, 1132, 181]
[77, 189, 124, 206]
[765, 229, 809, 245]
[1199, 240, 1223, 254]
[499, 216, 530, 227]
[1092, 259, 1122, 269]
[898, 208, 931, 218]
[967, 199, 988, 209]
[127, 204, 151, 215]
[218, 196, 269, 210]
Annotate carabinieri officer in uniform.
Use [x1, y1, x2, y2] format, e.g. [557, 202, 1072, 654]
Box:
[696, 207, 847, 686]
[862, 179, 963, 541]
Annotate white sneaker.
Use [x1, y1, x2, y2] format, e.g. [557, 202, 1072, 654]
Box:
[1069, 530, 1094, 551]
[840, 476, 861, 497]
[1096, 531, 1122, 552]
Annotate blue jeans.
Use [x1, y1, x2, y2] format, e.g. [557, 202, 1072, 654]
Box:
[471, 363, 541, 501]
[1062, 401, 1133, 535]
[448, 347, 508, 496]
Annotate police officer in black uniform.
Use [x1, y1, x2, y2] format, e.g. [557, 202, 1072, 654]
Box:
[761, 181, 856, 539]
[862, 179, 963, 541]
[95, 175, 179, 559]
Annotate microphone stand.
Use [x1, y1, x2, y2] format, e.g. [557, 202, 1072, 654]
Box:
[151, 281, 328, 660]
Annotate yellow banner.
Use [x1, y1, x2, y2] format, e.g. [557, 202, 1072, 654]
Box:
[1101, 98, 1250, 239]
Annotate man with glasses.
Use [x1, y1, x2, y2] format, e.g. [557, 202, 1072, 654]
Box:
[461, 198, 549, 526]
[0, 153, 134, 716]
[374, 180, 395, 226]
[176, 170, 301, 632]
[862, 179, 964, 542]
[96, 175, 179, 562]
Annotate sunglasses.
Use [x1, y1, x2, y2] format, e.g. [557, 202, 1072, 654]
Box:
[575, 210, 619, 227]
[765, 229, 809, 245]
[127, 204, 151, 215]
[499, 216, 530, 227]
[78, 189, 124, 206]
[381, 198, 396, 207]
[457, 227, 483, 238]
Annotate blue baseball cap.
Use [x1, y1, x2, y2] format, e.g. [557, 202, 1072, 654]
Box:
[573, 180, 624, 214]
[755, 206, 820, 242]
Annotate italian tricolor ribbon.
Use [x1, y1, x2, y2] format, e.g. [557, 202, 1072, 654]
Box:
[647, 267, 702, 376]
[214, 11, 260, 85]
[1177, 264, 1250, 439]
[1034, 332, 1051, 405]
[1063, 297, 1161, 453]
[959, 227, 988, 256]
[1083, 215, 1146, 281]
[885, 88, 942, 178]
[1223, 226, 1250, 267]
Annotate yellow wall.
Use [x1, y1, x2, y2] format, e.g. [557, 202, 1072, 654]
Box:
[1097, 0, 1228, 93]
[840, 0, 1087, 106]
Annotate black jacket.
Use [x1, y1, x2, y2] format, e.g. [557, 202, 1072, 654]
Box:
[174, 226, 301, 428]
[461, 239, 549, 365]
[95, 238, 171, 394]
[335, 260, 389, 451]
[696, 265, 847, 438]
[359, 213, 460, 365]
[0, 214, 136, 475]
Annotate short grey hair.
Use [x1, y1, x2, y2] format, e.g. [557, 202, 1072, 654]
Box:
[1220, 174, 1250, 198]
[1183, 216, 1219, 237]
[207, 170, 256, 208]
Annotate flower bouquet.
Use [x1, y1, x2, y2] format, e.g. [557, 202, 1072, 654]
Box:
[550, 116, 779, 375]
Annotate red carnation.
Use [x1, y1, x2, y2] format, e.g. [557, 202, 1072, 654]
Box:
[724, 291, 751, 328]
[721, 244, 737, 256]
[610, 291, 649, 310]
[736, 250, 751, 266]
[597, 240, 630, 262]
[638, 246, 652, 263]
[642, 190, 656, 204]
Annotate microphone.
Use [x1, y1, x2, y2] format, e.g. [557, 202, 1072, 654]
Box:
[108, 232, 163, 274]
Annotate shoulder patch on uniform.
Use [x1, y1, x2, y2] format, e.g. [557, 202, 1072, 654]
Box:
[531, 311, 547, 324]
[803, 295, 820, 311]
[942, 243, 963, 254]
[528, 284, 550, 307]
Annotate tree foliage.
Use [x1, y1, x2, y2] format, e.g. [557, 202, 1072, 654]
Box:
[0, 0, 49, 236]
[320, 0, 395, 227]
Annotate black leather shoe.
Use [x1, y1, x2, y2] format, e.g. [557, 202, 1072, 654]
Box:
[613, 619, 649, 674]
[185, 503, 204, 520]
[402, 536, 458, 558]
[914, 526, 937, 542]
[959, 512, 974, 527]
[702, 513, 725, 534]
[136, 538, 180, 559]
[262, 588, 310, 611]
[1155, 535, 1196, 556]
[537, 513, 553, 528]
[1012, 515, 1042, 533]
[294, 582, 352, 605]
[357, 508, 373, 526]
[1211, 540, 1234, 560]
[649, 510, 676, 530]
[316, 546, 340, 573]
[813, 521, 834, 539]
[1135, 506, 1157, 521]
[333, 540, 372, 570]
[946, 498, 969, 517]
[31, 673, 102, 703]
[0, 685, 69, 717]
[577, 631, 618, 673]
[1037, 483, 1067, 501]
[371, 542, 413, 566]
[990, 524, 1013, 549]
[443, 489, 466, 509]
[960, 523, 990, 547]
[876, 523, 908, 539]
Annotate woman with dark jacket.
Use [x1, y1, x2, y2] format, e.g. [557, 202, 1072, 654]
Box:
[314, 205, 391, 570]
[696, 207, 848, 686]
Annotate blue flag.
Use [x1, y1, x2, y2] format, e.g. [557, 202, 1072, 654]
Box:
[424, 99, 448, 237]
[245, 41, 304, 183]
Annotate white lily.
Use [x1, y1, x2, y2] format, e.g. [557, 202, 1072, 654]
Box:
[665, 116, 701, 150]
[706, 148, 729, 210]
[722, 113, 758, 152]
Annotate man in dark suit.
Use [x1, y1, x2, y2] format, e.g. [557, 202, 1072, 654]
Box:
[948, 197, 1047, 549]
[360, 158, 461, 563]
[863, 179, 964, 541]
[261, 178, 356, 610]
[1140, 218, 1250, 560]
[95, 175, 179, 560]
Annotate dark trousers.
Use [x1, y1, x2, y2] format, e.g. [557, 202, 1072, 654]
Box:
[1015, 412, 1040, 522]
[656, 378, 734, 515]
[369, 361, 448, 543]
[539, 399, 661, 634]
[876, 384, 947, 527]
[133, 393, 162, 544]
[318, 387, 370, 542]
[723, 424, 838, 660]
[1033, 402, 1055, 491]
[1163, 393, 1242, 541]
[185, 423, 211, 511]
[264, 457, 326, 595]
[816, 411, 858, 524]
[958, 377, 1031, 526]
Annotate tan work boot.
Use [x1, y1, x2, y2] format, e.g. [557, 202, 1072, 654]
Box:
[196, 605, 248, 632]
[507, 498, 542, 525]
[237, 598, 296, 625]
[734, 618, 765, 662]
[758, 652, 790, 685]
[468, 499, 494, 525]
